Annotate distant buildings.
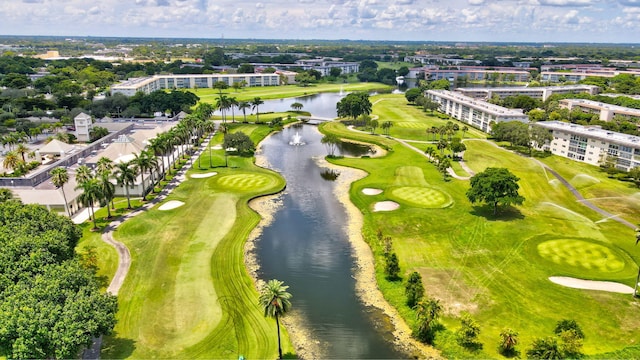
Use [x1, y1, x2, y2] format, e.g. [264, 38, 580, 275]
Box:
[426, 90, 529, 132]
[535, 121, 640, 171]
[559, 98, 640, 122]
[409, 66, 531, 83]
[456, 85, 600, 102]
[111, 73, 281, 96]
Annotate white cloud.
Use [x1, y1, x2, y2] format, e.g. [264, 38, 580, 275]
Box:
[469, 0, 485, 4]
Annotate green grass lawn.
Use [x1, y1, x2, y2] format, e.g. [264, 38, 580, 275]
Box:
[194, 83, 392, 104]
[321, 120, 640, 358]
[98, 125, 294, 359]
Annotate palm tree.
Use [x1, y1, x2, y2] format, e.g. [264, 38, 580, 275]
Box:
[97, 169, 115, 219]
[75, 165, 93, 185]
[50, 166, 71, 217]
[149, 136, 168, 182]
[437, 139, 448, 155]
[15, 143, 29, 163]
[76, 177, 101, 230]
[238, 101, 251, 123]
[96, 156, 114, 175]
[229, 97, 238, 123]
[414, 297, 442, 344]
[132, 151, 152, 201]
[252, 97, 264, 123]
[499, 328, 519, 356]
[462, 125, 469, 139]
[115, 161, 136, 209]
[216, 95, 230, 123]
[3, 151, 20, 173]
[144, 149, 159, 189]
[259, 279, 292, 359]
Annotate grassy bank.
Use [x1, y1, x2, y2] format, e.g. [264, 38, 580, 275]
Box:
[320, 98, 640, 358]
[98, 125, 294, 358]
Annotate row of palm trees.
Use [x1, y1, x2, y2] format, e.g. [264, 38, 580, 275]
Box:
[49, 103, 217, 226]
[215, 95, 265, 124]
[426, 121, 469, 142]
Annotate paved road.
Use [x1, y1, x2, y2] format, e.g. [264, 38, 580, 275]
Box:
[82, 136, 213, 359]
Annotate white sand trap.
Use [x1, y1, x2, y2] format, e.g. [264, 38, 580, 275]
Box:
[362, 188, 383, 195]
[158, 200, 185, 211]
[373, 201, 400, 212]
[191, 172, 218, 178]
[212, 145, 223, 150]
[549, 276, 634, 294]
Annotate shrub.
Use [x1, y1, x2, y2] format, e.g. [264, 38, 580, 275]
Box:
[385, 252, 400, 280]
[405, 271, 425, 308]
[456, 312, 482, 351]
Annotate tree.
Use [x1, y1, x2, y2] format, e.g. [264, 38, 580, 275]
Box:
[321, 133, 340, 157]
[132, 152, 152, 201]
[526, 337, 562, 359]
[252, 97, 264, 123]
[259, 279, 292, 360]
[290, 102, 303, 112]
[223, 132, 255, 155]
[15, 143, 29, 163]
[554, 319, 584, 340]
[385, 252, 401, 280]
[238, 101, 251, 123]
[381, 121, 393, 136]
[499, 328, 519, 357]
[97, 169, 115, 219]
[75, 165, 93, 185]
[405, 88, 422, 104]
[75, 177, 101, 230]
[2, 151, 20, 173]
[50, 166, 71, 217]
[405, 271, 425, 308]
[336, 92, 372, 120]
[115, 161, 136, 209]
[369, 119, 379, 134]
[89, 126, 109, 142]
[449, 138, 466, 159]
[456, 313, 482, 350]
[0, 188, 14, 203]
[466, 167, 525, 215]
[529, 125, 553, 155]
[414, 298, 442, 344]
[437, 156, 451, 181]
[461, 125, 469, 139]
[237, 63, 255, 74]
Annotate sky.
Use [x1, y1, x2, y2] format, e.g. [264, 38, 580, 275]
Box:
[0, 0, 638, 43]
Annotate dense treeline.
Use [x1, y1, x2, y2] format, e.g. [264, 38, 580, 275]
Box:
[0, 201, 117, 359]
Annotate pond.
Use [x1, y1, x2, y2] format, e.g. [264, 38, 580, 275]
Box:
[255, 125, 405, 358]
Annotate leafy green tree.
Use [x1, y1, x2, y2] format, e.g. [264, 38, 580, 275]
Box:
[405, 88, 422, 103]
[0, 188, 14, 203]
[223, 132, 255, 155]
[321, 133, 340, 157]
[554, 319, 584, 340]
[50, 166, 71, 217]
[467, 167, 525, 215]
[456, 312, 482, 350]
[336, 92, 372, 120]
[461, 125, 469, 138]
[385, 252, 401, 280]
[437, 156, 451, 180]
[237, 63, 255, 74]
[259, 279, 292, 360]
[369, 119, 379, 134]
[290, 102, 303, 112]
[89, 126, 109, 142]
[414, 297, 442, 344]
[381, 121, 393, 136]
[405, 271, 425, 308]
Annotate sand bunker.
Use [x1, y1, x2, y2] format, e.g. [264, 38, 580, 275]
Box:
[549, 276, 634, 294]
[211, 145, 223, 150]
[373, 201, 400, 212]
[191, 172, 217, 179]
[158, 200, 185, 211]
[362, 188, 383, 195]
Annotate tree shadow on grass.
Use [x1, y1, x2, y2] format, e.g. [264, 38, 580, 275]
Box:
[469, 205, 524, 221]
[100, 334, 136, 358]
[283, 352, 297, 359]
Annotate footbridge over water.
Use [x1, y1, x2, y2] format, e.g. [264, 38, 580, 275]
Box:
[298, 116, 335, 125]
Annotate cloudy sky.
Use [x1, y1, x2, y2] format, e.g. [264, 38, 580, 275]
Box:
[0, 0, 638, 43]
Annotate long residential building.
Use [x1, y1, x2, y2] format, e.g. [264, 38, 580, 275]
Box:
[426, 90, 529, 133]
[111, 73, 281, 96]
[456, 85, 600, 102]
[410, 68, 531, 83]
[559, 98, 640, 122]
[535, 121, 640, 171]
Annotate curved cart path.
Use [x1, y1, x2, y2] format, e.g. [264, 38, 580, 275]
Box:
[82, 135, 213, 359]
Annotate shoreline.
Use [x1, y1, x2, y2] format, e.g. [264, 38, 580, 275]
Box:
[246, 134, 440, 359]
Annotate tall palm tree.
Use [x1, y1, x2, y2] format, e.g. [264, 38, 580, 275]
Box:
[97, 169, 115, 219]
[149, 135, 168, 182]
[15, 143, 29, 163]
[50, 166, 71, 217]
[414, 297, 442, 344]
[144, 149, 159, 189]
[499, 328, 519, 355]
[229, 97, 238, 123]
[259, 279, 292, 359]
[238, 101, 251, 123]
[115, 161, 136, 209]
[252, 97, 264, 123]
[462, 125, 469, 139]
[132, 152, 152, 201]
[96, 156, 114, 175]
[76, 177, 101, 230]
[216, 95, 230, 123]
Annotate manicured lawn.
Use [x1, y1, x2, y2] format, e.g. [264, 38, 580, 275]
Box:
[321, 118, 640, 358]
[194, 83, 392, 104]
[99, 125, 294, 358]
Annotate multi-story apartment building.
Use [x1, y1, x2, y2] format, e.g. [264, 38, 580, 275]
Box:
[535, 121, 640, 171]
[456, 85, 600, 102]
[558, 98, 640, 122]
[408, 67, 531, 83]
[540, 68, 640, 83]
[426, 90, 529, 133]
[111, 73, 281, 96]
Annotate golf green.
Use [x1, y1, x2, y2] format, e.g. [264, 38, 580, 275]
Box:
[537, 239, 627, 273]
[216, 173, 274, 191]
[388, 186, 452, 208]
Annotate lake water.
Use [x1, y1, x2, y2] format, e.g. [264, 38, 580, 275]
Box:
[255, 125, 405, 358]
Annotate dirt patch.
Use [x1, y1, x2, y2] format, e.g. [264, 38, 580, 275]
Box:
[549, 276, 634, 294]
[158, 200, 185, 211]
[420, 268, 480, 317]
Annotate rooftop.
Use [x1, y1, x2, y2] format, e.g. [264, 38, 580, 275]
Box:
[536, 121, 640, 148]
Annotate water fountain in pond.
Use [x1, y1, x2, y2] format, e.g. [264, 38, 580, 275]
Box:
[289, 131, 305, 146]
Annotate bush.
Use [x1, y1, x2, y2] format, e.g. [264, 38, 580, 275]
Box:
[554, 319, 584, 339]
[384, 252, 400, 280]
[405, 271, 425, 308]
[456, 312, 482, 351]
[527, 337, 561, 359]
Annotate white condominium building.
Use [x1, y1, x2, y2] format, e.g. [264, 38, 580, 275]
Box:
[535, 121, 640, 171]
[111, 73, 281, 96]
[456, 85, 600, 102]
[559, 98, 640, 122]
[426, 90, 529, 133]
